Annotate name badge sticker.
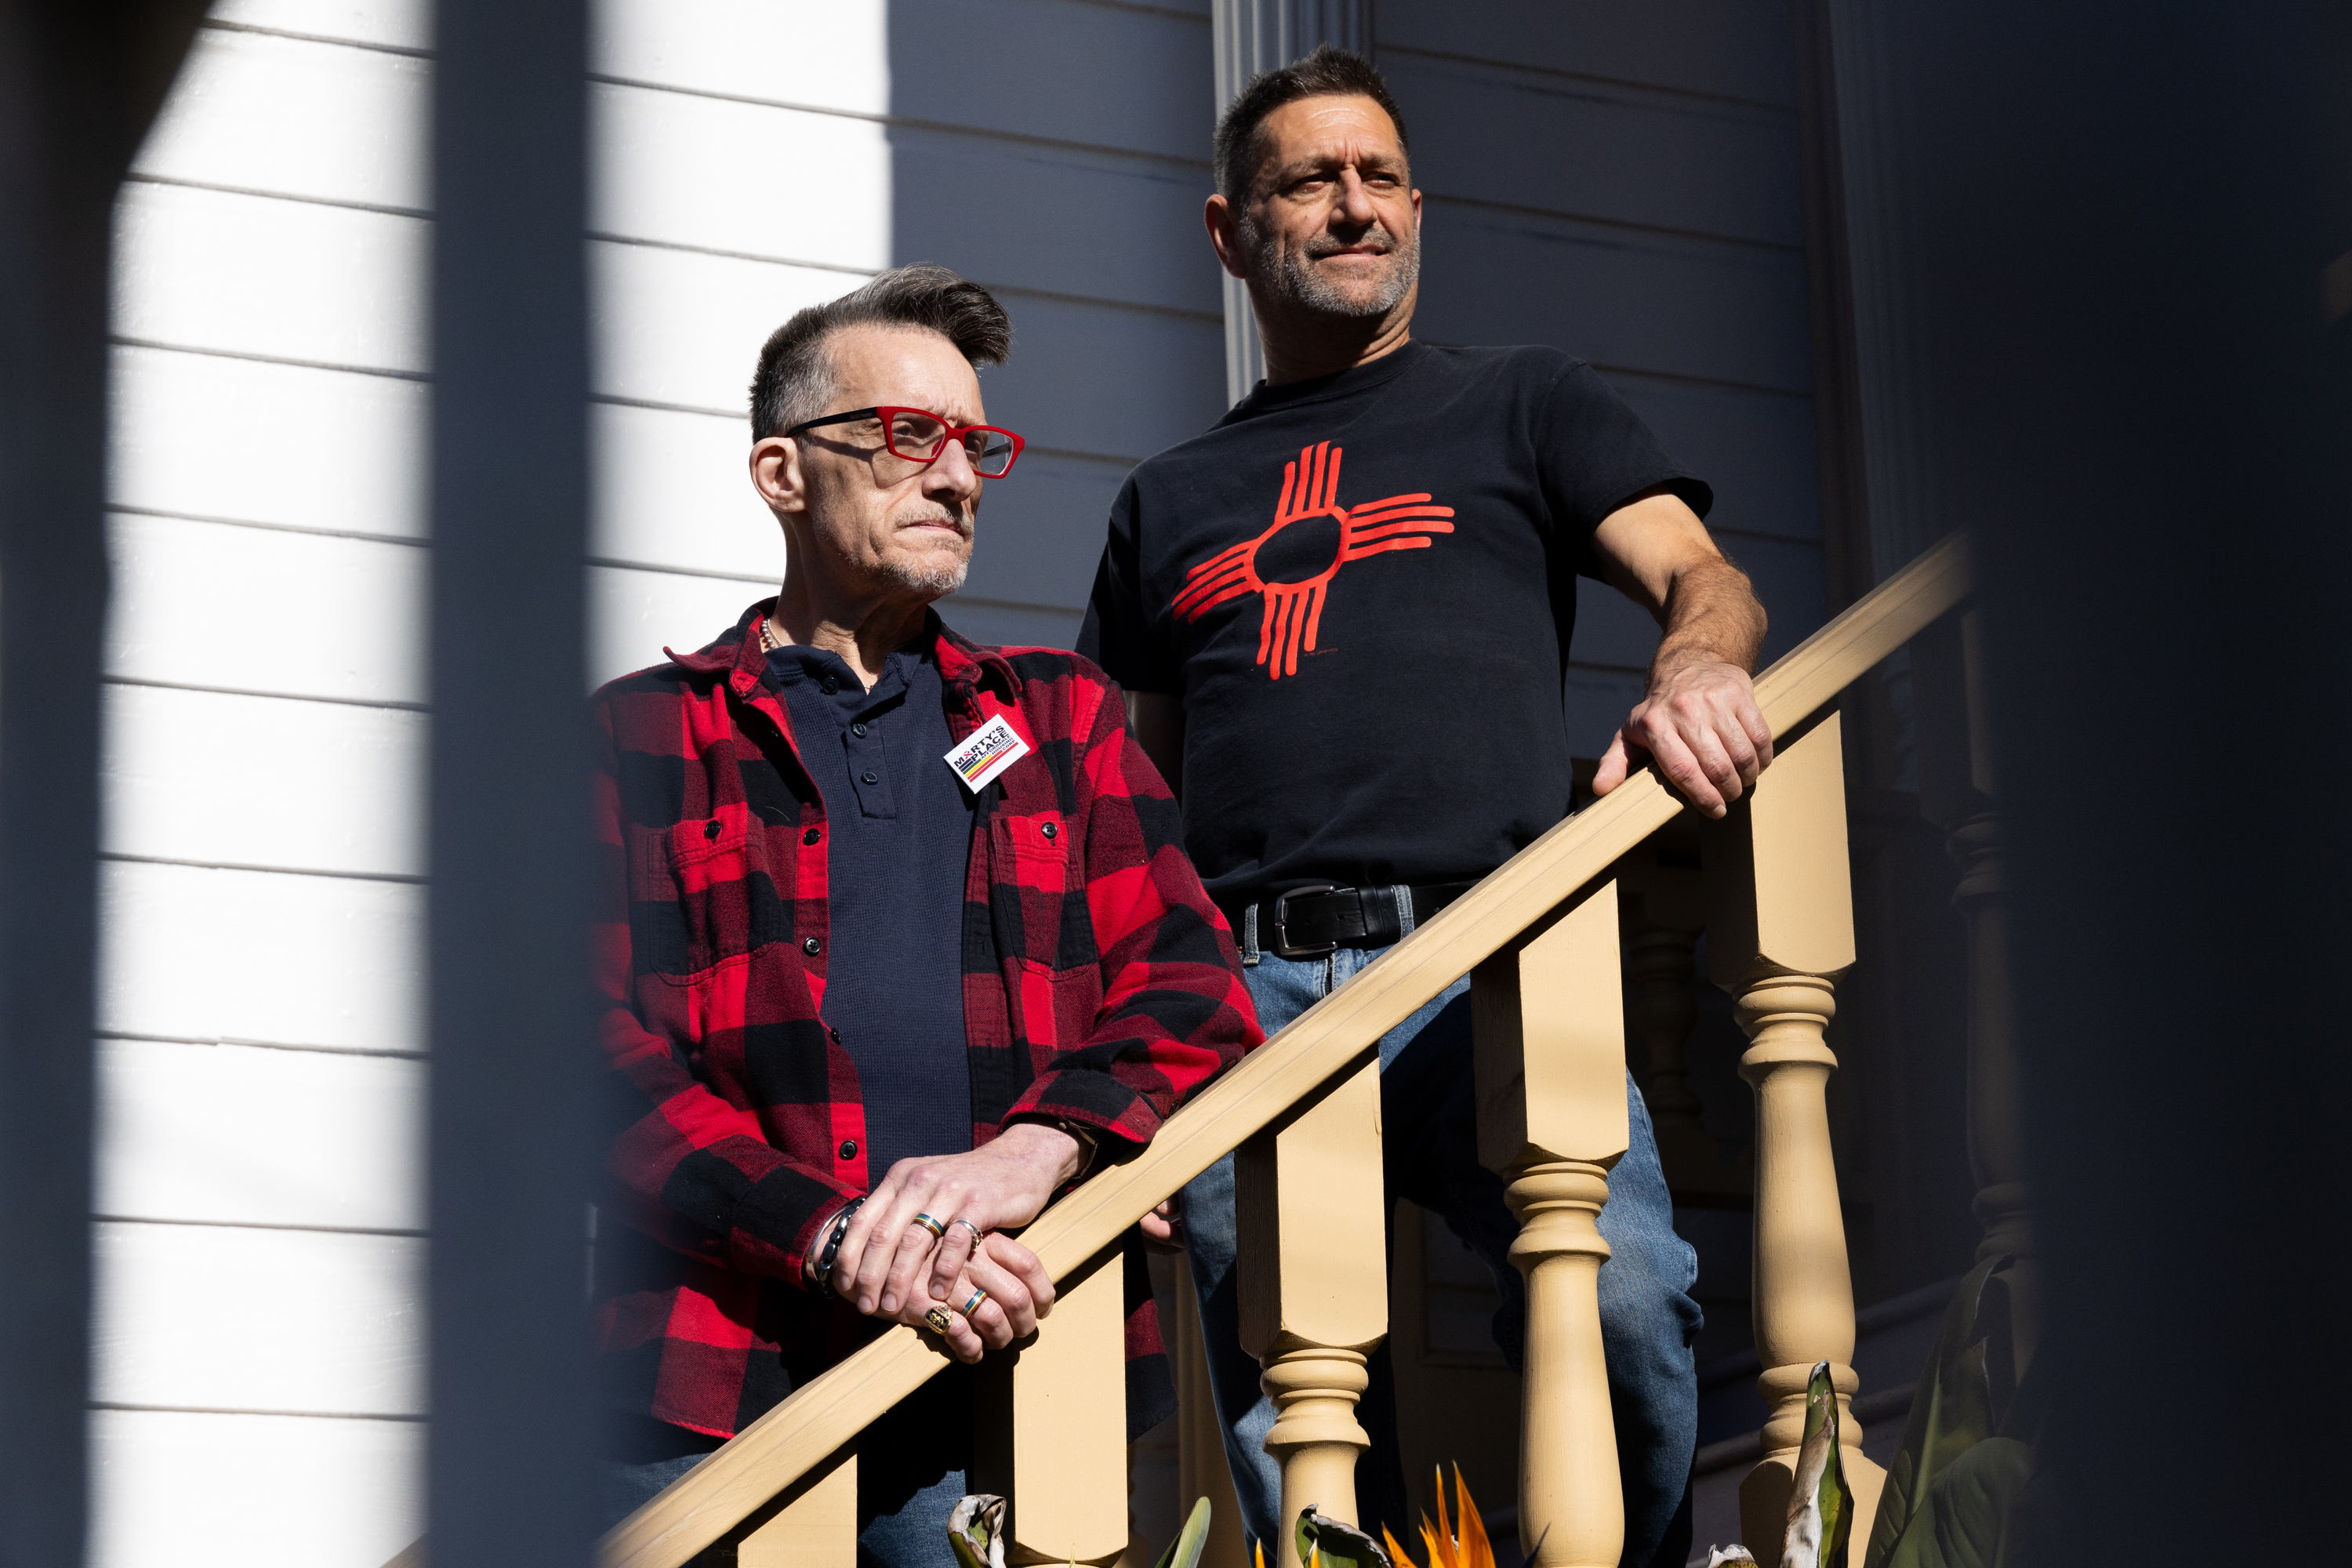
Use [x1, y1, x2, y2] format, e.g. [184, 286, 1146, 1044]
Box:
[944, 713, 1033, 793]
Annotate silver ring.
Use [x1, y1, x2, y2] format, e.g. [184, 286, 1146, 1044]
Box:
[951, 1218, 987, 1243]
[960, 1287, 989, 1317]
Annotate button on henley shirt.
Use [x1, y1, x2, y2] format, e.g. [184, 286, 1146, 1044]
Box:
[767, 641, 975, 1178]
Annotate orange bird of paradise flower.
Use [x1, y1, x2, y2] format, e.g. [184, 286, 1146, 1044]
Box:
[1171, 441, 1456, 680]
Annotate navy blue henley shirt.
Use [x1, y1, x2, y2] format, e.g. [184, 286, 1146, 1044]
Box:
[768, 641, 975, 1180]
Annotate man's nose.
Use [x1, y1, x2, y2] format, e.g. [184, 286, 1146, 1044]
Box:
[924, 436, 981, 500]
[1334, 167, 1377, 225]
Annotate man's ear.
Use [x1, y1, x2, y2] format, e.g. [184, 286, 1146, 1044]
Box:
[1204, 193, 1251, 282]
[750, 434, 804, 517]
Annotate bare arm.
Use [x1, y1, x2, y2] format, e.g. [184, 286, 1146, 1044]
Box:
[1125, 690, 1185, 801]
[1588, 490, 1773, 818]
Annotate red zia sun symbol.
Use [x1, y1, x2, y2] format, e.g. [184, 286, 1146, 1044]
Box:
[1171, 441, 1456, 680]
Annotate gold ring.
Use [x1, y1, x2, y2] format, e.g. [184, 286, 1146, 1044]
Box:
[910, 1212, 947, 1240]
[960, 1287, 989, 1317]
[924, 1306, 954, 1334]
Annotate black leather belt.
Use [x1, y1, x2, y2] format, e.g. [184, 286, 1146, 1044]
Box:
[1229, 881, 1477, 960]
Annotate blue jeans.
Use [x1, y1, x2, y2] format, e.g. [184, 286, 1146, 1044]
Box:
[1183, 946, 1701, 1568]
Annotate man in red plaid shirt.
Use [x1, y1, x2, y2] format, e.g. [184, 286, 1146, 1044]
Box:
[591, 266, 1261, 1559]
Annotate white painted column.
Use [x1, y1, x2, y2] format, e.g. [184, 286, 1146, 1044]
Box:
[1210, 0, 1369, 405]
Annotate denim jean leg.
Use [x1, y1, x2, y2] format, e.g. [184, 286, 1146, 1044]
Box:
[1593, 1073, 1703, 1568]
[1179, 949, 1329, 1553]
[1183, 949, 1700, 1567]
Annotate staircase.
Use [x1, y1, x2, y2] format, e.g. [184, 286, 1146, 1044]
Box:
[597, 532, 1981, 1568]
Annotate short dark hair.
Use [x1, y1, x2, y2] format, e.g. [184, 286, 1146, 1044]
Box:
[748, 264, 1013, 441]
[1211, 44, 1410, 205]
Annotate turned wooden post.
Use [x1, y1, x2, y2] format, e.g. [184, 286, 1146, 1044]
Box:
[735, 1445, 857, 1566]
[1238, 1057, 1388, 1548]
[1704, 713, 1886, 1564]
[1617, 825, 1749, 1201]
[972, 1246, 1131, 1565]
[1916, 609, 2037, 1373]
[1472, 880, 1628, 1568]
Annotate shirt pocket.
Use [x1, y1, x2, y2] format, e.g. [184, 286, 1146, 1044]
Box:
[1011, 958, 1103, 1054]
[992, 811, 1073, 895]
[641, 816, 765, 982]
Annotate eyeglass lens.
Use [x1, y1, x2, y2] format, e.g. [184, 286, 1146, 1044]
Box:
[882, 411, 1016, 477]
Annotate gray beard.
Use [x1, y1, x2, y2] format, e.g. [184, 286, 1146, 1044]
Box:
[1247, 219, 1420, 318]
[884, 555, 969, 597]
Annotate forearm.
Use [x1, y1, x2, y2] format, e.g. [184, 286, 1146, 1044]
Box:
[1649, 555, 1766, 688]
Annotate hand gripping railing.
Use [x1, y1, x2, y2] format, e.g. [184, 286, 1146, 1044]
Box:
[597, 531, 1976, 1568]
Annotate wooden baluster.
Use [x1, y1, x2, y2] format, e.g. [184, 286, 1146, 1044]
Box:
[1173, 1273, 1250, 1568]
[1618, 828, 1750, 1200]
[1472, 880, 1628, 1568]
[1917, 608, 2036, 1374]
[1704, 713, 1886, 1565]
[1237, 1057, 1388, 1549]
[973, 1246, 1131, 1565]
[735, 1444, 857, 1566]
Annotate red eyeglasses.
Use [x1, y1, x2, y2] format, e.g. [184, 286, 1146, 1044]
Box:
[782, 405, 1025, 478]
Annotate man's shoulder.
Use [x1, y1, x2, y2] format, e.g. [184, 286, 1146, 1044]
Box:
[939, 629, 1125, 741]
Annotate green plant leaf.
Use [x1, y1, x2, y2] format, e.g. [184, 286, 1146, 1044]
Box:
[948, 1494, 1008, 1568]
[1783, 1361, 1853, 1568]
[1154, 1497, 1214, 1568]
[1298, 1507, 1393, 1568]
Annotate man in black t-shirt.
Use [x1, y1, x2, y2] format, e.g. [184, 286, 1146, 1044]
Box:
[1076, 47, 1776, 1568]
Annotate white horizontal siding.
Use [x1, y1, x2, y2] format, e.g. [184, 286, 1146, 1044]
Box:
[111, 512, 426, 703]
[590, 560, 775, 687]
[1605, 374, 1821, 545]
[1377, 0, 1798, 107]
[90, 1408, 421, 1568]
[97, 1036, 423, 1231]
[103, 684, 424, 878]
[1385, 51, 1802, 247]
[114, 180, 427, 374]
[99, 858, 423, 1055]
[590, 239, 866, 415]
[595, 0, 1210, 164]
[1417, 201, 1813, 394]
[593, 81, 1221, 317]
[206, 0, 429, 54]
[94, 1221, 424, 1416]
[110, 345, 426, 540]
[136, 27, 429, 212]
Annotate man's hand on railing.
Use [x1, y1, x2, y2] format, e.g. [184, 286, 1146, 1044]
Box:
[828, 1123, 1078, 1356]
[1593, 659, 1773, 819]
[1138, 1196, 1182, 1254]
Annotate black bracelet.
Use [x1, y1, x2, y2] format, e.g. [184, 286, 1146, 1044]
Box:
[808, 1196, 866, 1293]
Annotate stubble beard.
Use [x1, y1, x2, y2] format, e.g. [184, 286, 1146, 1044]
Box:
[1247, 216, 1420, 320]
[880, 512, 973, 597]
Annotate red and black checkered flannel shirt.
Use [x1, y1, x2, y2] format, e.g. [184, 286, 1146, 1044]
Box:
[591, 603, 1261, 1439]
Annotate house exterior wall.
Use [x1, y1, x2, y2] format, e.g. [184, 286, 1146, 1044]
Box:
[94, 2, 1828, 1563]
[96, 3, 1218, 1563]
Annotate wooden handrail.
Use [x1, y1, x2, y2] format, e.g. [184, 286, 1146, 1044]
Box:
[597, 529, 1976, 1568]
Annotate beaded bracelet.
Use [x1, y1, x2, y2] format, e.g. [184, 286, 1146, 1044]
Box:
[807, 1196, 866, 1294]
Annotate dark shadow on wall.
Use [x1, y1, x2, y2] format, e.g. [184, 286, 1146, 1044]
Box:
[886, 0, 1225, 653]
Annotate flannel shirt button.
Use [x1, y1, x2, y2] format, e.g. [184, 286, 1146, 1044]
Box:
[1041, 821, 1058, 840]
[838, 1139, 857, 1160]
[703, 819, 722, 840]
[803, 936, 822, 956]
[802, 827, 821, 845]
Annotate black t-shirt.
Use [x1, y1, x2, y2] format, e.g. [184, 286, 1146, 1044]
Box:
[1076, 341, 1708, 913]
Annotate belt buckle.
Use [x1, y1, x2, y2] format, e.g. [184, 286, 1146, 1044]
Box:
[1270, 883, 1349, 960]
